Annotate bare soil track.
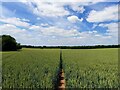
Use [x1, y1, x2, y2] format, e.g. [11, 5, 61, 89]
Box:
[57, 50, 65, 90]
[58, 69, 65, 90]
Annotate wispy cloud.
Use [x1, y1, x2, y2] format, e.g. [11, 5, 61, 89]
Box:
[99, 23, 118, 37]
[26, 1, 69, 17]
[86, 5, 118, 22]
[0, 17, 30, 27]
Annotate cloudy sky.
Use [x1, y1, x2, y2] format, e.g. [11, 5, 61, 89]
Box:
[0, 0, 119, 46]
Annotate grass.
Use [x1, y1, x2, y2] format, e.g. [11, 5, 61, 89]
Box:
[1, 48, 119, 88]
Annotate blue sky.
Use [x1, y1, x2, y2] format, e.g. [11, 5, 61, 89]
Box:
[0, 0, 119, 46]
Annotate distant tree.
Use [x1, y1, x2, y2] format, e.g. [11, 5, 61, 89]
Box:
[0, 35, 22, 51]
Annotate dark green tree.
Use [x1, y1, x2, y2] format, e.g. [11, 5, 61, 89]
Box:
[0, 35, 22, 51]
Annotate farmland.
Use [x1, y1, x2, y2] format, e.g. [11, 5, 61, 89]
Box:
[62, 49, 118, 88]
[1, 48, 119, 88]
[2, 49, 60, 88]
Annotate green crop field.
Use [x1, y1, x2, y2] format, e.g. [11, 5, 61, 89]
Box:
[1, 48, 119, 88]
[2, 49, 60, 88]
[62, 49, 118, 88]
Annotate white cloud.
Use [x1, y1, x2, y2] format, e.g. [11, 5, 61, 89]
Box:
[21, 18, 30, 22]
[70, 5, 85, 13]
[0, 24, 30, 43]
[87, 5, 118, 22]
[46, 31, 116, 46]
[25, 0, 108, 18]
[29, 25, 40, 30]
[99, 23, 118, 37]
[0, 17, 30, 28]
[0, 23, 42, 45]
[67, 15, 83, 23]
[40, 23, 49, 27]
[98, 22, 118, 44]
[22, 0, 119, 19]
[29, 24, 118, 45]
[0, 24, 26, 34]
[29, 25, 80, 37]
[43, 27, 79, 37]
[26, 1, 69, 17]
[79, 18, 83, 22]
[92, 24, 98, 29]
[0, 23, 118, 45]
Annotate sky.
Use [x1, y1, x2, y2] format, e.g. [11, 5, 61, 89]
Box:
[0, 0, 119, 46]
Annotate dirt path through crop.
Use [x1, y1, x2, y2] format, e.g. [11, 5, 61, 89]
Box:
[57, 50, 65, 90]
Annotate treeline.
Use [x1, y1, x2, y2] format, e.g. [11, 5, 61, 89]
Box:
[22, 45, 120, 49]
[1, 35, 119, 51]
